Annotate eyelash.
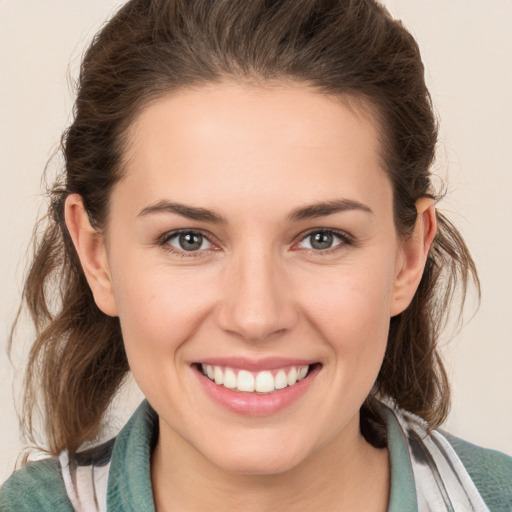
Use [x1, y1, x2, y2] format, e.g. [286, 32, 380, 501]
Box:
[157, 228, 354, 257]
[294, 228, 354, 255]
[158, 229, 217, 258]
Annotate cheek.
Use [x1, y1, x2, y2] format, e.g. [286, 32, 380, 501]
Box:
[110, 263, 221, 411]
[295, 258, 396, 359]
[109, 257, 216, 363]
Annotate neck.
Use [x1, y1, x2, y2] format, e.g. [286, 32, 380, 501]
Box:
[151, 417, 390, 512]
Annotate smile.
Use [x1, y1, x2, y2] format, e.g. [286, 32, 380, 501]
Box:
[200, 364, 310, 394]
[193, 360, 321, 416]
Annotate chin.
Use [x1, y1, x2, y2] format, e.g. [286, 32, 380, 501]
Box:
[197, 432, 312, 476]
[211, 450, 305, 476]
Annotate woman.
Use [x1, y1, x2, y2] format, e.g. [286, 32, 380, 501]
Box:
[1, 0, 511, 511]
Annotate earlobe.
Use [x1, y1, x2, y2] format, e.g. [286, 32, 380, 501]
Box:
[390, 198, 437, 317]
[64, 194, 118, 316]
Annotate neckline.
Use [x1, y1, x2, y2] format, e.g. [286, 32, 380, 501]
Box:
[106, 400, 418, 512]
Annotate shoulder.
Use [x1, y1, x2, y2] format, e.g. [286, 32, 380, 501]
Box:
[444, 432, 512, 512]
[0, 458, 73, 512]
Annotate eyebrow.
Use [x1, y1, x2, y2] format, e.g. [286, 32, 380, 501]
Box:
[137, 198, 373, 224]
[287, 199, 373, 222]
[138, 201, 228, 224]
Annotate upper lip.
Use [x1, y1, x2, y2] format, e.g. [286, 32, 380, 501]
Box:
[195, 357, 318, 372]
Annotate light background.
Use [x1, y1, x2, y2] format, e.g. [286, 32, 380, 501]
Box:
[1, 0, 511, 482]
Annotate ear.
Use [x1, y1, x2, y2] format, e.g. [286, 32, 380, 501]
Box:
[64, 194, 118, 316]
[390, 198, 437, 317]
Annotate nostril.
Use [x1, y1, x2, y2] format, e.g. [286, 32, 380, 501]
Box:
[214, 276, 298, 341]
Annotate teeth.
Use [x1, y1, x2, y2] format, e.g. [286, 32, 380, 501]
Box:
[255, 371, 274, 393]
[287, 367, 298, 386]
[223, 368, 237, 389]
[214, 366, 224, 385]
[200, 364, 310, 394]
[274, 370, 288, 390]
[237, 370, 255, 392]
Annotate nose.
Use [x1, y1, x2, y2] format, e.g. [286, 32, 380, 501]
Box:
[215, 248, 298, 342]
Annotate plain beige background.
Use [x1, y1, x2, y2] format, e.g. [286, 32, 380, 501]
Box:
[1, 0, 511, 482]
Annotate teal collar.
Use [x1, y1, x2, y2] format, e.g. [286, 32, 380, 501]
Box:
[384, 405, 418, 511]
[105, 400, 418, 511]
[107, 401, 157, 511]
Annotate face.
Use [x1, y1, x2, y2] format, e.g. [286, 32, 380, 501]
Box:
[101, 83, 412, 474]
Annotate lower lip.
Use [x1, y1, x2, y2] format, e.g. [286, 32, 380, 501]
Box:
[195, 365, 320, 416]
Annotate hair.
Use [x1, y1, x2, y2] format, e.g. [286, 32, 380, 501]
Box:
[11, 0, 478, 455]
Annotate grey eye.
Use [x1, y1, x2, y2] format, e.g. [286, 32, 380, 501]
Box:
[168, 231, 212, 251]
[309, 232, 334, 250]
[298, 230, 346, 251]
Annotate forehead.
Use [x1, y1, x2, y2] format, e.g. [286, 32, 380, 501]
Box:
[116, 82, 390, 219]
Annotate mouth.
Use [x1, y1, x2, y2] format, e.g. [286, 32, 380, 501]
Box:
[195, 363, 319, 394]
[191, 358, 322, 415]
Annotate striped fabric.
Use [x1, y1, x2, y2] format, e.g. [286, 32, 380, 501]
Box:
[58, 400, 492, 512]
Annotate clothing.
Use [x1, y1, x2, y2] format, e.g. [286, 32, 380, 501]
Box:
[1, 400, 511, 512]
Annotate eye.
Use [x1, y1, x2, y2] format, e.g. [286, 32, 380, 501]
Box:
[163, 230, 213, 252]
[297, 229, 350, 251]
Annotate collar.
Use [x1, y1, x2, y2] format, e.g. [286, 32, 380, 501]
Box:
[104, 400, 420, 512]
[61, 399, 488, 511]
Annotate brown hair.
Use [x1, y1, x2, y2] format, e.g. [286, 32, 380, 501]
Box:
[12, 0, 478, 455]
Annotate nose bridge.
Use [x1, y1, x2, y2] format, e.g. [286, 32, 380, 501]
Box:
[217, 242, 296, 341]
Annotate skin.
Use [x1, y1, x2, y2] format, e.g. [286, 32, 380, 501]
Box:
[66, 82, 436, 511]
